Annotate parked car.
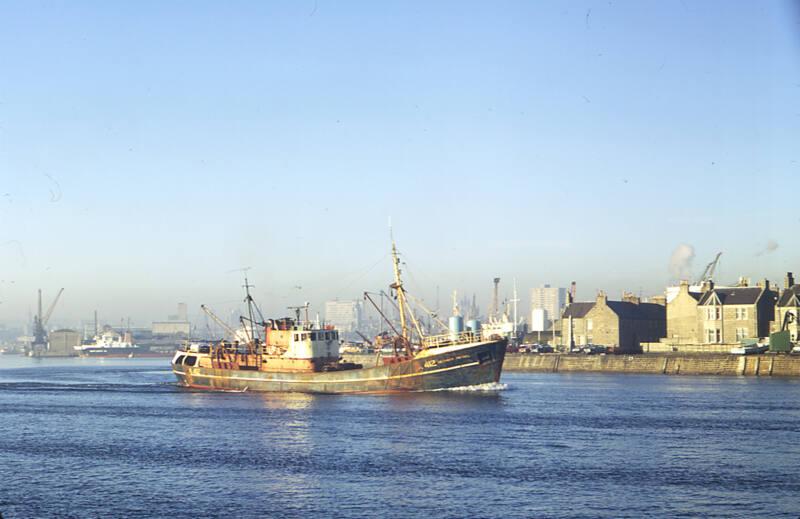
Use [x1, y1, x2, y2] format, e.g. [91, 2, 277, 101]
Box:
[582, 344, 607, 355]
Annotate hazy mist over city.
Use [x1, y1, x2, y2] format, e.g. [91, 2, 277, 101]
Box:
[1, 1, 799, 329]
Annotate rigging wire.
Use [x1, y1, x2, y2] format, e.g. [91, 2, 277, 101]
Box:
[325, 252, 390, 298]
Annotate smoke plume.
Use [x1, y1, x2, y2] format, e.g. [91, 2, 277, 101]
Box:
[756, 239, 779, 256]
[669, 243, 695, 281]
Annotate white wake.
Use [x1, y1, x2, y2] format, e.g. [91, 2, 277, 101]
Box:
[431, 382, 508, 392]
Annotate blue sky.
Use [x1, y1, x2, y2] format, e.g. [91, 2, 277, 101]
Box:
[1, 1, 799, 326]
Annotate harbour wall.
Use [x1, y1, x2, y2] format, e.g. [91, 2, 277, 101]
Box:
[343, 353, 800, 377]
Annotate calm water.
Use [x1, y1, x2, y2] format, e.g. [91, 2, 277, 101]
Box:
[1, 356, 799, 518]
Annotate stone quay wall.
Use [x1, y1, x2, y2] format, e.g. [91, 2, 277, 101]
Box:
[343, 353, 800, 377]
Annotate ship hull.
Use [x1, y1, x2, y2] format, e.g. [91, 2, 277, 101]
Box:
[77, 347, 143, 357]
[172, 339, 506, 394]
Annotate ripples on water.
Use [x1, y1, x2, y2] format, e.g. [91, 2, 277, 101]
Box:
[1, 357, 800, 518]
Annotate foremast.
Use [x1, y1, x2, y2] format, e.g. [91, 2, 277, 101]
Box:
[389, 240, 424, 354]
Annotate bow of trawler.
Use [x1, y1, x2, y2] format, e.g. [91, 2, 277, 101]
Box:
[172, 240, 507, 393]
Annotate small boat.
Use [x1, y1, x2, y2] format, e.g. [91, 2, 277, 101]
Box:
[172, 241, 506, 394]
[730, 343, 769, 355]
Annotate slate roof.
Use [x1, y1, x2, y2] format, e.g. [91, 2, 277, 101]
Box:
[561, 301, 665, 321]
[698, 287, 763, 306]
[778, 285, 800, 307]
[607, 301, 666, 321]
[562, 302, 594, 319]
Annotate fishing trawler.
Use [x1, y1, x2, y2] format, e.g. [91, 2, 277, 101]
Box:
[171, 242, 506, 393]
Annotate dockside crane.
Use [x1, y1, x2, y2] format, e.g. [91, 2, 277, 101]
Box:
[31, 288, 64, 351]
[697, 252, 723, 284]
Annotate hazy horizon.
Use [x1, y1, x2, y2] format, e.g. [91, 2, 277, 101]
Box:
[2, 1, 799, 327]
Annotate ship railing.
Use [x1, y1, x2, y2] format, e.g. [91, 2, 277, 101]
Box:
[421, 329, 485, 350]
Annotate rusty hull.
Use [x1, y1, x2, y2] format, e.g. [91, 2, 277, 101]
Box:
[172, 339, 506, 394]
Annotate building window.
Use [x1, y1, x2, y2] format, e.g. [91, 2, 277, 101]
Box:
[587, 319, 593, 331]
[706, 328, 722, 344]
[736, 328, 748, 341]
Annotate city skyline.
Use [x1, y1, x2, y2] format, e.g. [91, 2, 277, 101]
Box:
[2, 1, 799, 325]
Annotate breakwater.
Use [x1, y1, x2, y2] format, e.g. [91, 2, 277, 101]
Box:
[343, 353, 800, 377]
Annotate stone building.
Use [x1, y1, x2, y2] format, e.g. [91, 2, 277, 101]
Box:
[561, 292, 666, 353]
[775, 272, 800, 341]
[696, 280, 777, 344]
[666, 281, 703, 343]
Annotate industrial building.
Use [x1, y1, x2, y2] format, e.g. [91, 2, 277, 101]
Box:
[47, 329, 81, 356]
[152, 303, 191, 337]
[324, 300, 362, 334]
[530, 285, 566, 332]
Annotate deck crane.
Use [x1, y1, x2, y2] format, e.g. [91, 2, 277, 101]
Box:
[697, 252, 723, 284]
[200, 304, 237, 341]
[354, 330, 373, 347]
[405, 292, 448, 333]
[287, 302, 311, 323]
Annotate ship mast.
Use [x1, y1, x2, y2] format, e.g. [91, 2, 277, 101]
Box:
[242, 271, 258, 348]
[391, 240, 408, 341]
[389, 239, 425, 353]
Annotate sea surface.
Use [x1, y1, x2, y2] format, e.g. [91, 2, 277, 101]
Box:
[1, 355, 799, 518]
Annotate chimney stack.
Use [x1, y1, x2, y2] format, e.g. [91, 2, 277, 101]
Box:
[622, 291, 640, 305]
[785, 272, 795, 290]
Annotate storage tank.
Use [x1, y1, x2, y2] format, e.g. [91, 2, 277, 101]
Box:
[449, 315, 464, 335]
[466, 319, 481, 332]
